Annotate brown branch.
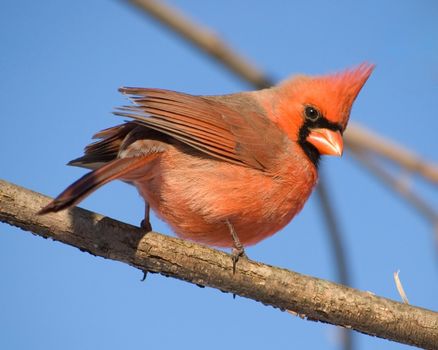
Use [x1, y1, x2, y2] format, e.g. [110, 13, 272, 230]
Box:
[1, 178, 438, 349]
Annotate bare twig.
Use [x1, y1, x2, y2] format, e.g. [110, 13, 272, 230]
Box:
[316, 177, 351, 286]
[394, 270, 410, 304]
[348, 148, 438, 224]
[345, 123, 438, 185]
[349, 148, 438, 253]
[316, 177, 353, 350]
[1, 179, 438, 349]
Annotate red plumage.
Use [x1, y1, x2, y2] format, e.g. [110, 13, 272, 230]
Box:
[40, 64, 374, 251]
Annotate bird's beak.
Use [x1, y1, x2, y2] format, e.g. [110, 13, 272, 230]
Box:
[306, 128, 343, 156]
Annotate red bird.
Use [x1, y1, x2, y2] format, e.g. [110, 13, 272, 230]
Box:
[39, 64, 374, 269]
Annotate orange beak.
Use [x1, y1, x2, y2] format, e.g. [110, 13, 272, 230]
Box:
[306, 128, 343, 156]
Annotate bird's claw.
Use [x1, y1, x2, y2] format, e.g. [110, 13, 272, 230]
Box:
[141, 270, 148, 281]
[140, 219, 152, 232]
[231, 247, 247, 274]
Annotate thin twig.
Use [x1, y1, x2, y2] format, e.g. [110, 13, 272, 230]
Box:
[316, 177, 351, 286]
[316, 176, 353, 350]
[394, 270, 410, 304]
[345, 123, 438, 185]
[349, 147, 438, 253]
[1, 179, 438, 349]
[348, 148, 438, 224]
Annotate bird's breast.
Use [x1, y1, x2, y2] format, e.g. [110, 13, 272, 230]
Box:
[134, 145, 318, 247]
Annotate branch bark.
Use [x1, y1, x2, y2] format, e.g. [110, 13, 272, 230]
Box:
[1, 179, 437, 349]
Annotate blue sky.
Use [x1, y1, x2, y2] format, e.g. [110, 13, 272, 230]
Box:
[1, 1, 437, 349]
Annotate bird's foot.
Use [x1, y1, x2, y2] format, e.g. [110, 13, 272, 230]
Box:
[140, 219, 152, 232]
[140, 208, 152, 282]
[141, 270, 148, 282]
[231, 246, 247, 274]
[141, 202, 152, 231]
[226, 219, 248, 274]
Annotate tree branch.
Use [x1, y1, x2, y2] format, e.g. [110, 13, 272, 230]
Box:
[1, 179, 437, 349]
[345, 123, 438, 185]
[348, 148, 438, 224]
[347, 148, 438, 253]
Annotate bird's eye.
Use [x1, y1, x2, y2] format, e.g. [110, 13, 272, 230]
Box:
[304, 106, 320, 121]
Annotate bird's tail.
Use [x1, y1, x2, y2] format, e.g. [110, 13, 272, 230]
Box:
[38, 155, 158, 214]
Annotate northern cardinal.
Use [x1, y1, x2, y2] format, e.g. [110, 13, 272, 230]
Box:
[39, 64, 374, 269]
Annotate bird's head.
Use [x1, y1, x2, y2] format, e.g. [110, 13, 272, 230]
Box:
[273, 63, 374, 165]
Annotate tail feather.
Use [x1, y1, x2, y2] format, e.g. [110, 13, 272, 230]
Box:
[68, 123, 139, 170]
[38, 155, 158, 215]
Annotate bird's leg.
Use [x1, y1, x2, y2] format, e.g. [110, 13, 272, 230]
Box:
[226, 219, 247, 274]
[140, 202, 152, 282]
[140, 202, 152, 231]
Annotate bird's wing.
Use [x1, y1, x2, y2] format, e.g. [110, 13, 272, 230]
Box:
[68, 123, 138, 169]
[115, 88, 286, 170]
[68, 123, 168, 170]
